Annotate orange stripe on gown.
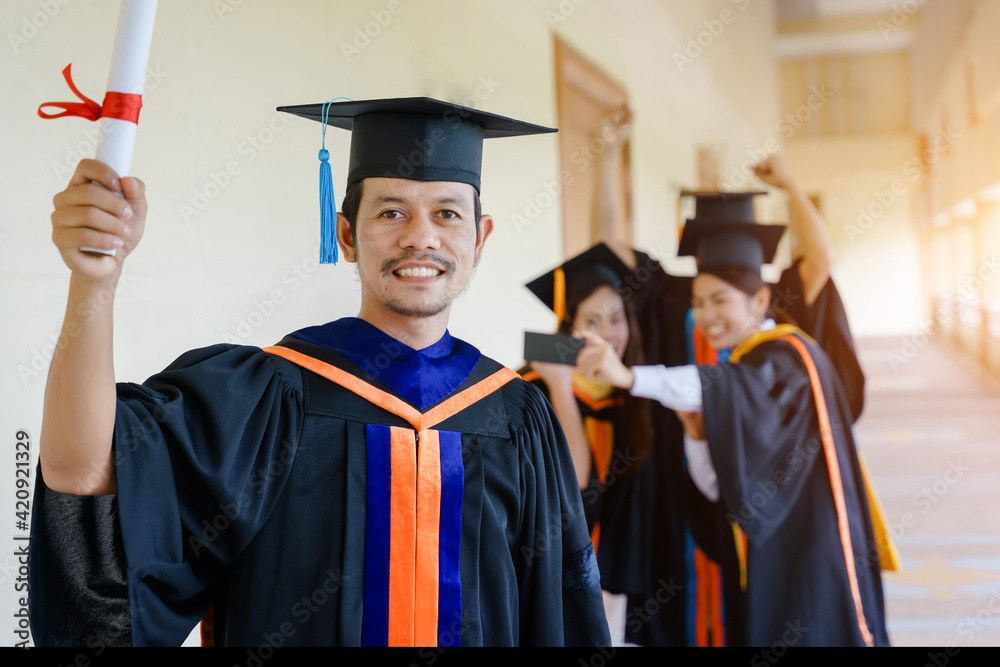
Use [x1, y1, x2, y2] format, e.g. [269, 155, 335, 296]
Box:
[388, 426, 418, 646]
[693, 548, 708, 648]
[691, 322, 726, 647]
[774, 335, 874, 646]
[583, 418, 614, 554]
[262, 346, 517, 431]
[414, 429, 442, 646]
[263, 344, 519, 646]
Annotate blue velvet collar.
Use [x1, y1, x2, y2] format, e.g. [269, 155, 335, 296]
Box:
[287, 317, 482, 410]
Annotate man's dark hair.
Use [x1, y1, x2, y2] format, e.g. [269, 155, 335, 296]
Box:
[340, 180, 482, 241]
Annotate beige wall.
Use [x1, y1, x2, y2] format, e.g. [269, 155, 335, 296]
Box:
[784, 133, 924, 337]
[777, 40, 923, 336]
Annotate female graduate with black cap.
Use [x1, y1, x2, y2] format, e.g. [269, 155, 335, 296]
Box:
[574, 203, 892, 647]
[519, 242, 655, 644]
[593, 110, 877, 647]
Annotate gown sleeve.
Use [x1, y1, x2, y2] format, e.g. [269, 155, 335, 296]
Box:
[29, 344, 304, 647]
[521, 371, 602, 533]
[698, 339, 826, 545]
[630, 365, 703, 411]
[683, 433, 719, 502]
[28, 475, 130, 648]
[773, 259, 865, 421]
[510, 381, 611, 647]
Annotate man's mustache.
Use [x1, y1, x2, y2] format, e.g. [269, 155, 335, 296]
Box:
[381, 252, 456, 275]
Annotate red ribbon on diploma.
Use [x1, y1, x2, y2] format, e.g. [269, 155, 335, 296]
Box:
[38, 64, 142, 124]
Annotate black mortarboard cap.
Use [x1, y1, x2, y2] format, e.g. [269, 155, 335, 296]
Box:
[278, 97, 557, 192]
[525, 243, 633, 325]
[677, 190, 785, 274]
[278, 97, 557, 265]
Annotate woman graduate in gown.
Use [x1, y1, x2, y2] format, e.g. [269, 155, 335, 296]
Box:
[592, 110, 877, 646]
[593, 109, 861, 418]
[574, 217, 891, 647]
[519, 243, 655, 644]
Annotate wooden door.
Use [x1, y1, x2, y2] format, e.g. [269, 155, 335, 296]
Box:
[554, 36, 633, 260]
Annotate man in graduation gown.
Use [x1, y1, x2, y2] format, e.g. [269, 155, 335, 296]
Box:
[31, 98, 612, 647]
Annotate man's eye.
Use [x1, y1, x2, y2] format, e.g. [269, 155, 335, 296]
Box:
[380, 210, 403, 219]
[439, 210, 459, 219]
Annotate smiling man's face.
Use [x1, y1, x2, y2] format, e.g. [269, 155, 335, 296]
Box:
[338, 177, 494, 323]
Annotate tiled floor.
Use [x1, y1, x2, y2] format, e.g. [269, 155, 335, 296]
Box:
[855, 337, 1000, 647]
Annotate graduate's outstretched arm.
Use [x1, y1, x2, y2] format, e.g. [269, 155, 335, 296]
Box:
[754, 155, 834, 305]
[41, 159, 147, 495]
[576, 331, 703, 412]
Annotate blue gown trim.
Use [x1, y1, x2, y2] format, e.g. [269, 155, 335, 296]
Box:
[288, 318, 481, 410]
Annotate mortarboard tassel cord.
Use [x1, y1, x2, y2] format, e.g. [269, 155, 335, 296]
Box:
[553, 267, 566, 325]
[319, 98, 353, 265]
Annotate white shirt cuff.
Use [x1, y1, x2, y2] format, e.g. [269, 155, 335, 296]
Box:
[684, 433, 719, 502]
[630, 365, 703, 412]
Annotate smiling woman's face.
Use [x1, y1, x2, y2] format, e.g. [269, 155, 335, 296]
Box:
[692, 272, 769, 349]
[339, 177, 492, 321]
[572, 285, 629, 360]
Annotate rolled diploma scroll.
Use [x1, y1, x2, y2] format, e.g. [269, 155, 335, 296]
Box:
[82, 0, 157, 257]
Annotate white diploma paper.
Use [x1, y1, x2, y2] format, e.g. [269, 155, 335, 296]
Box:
[83, 0, 157, 257]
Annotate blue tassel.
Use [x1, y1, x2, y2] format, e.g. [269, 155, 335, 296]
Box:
[317, 97, 353, 265]
[319, 147, 338, 265]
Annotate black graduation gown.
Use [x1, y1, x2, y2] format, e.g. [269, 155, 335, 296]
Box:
[616, 255, 694, 646]
[769, 258, 866, 421]
[28, 338, 611, 647]
[519, 367, 653, 600]
[699, 332, 889, 646]
[620, 252, 868, 646]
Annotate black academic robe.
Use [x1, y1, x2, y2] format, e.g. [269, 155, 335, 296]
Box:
[699, 332, 889, 647]
[29, 338, 611, 647]
[616, 254, 694, 647]
[620, 252, 868, 647]
[769, 258, 866, 422]
[519, 367, 652, 600]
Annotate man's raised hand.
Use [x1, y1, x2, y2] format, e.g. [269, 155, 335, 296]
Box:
[51, 159, 147, 282]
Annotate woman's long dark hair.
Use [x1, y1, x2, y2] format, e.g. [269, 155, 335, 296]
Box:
[558, 282, 654, 470]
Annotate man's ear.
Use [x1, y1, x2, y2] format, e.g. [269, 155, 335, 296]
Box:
[473, 213, 494, 268]
[337, 213, 357, 263]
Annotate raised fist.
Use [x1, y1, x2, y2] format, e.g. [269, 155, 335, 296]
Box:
[50, 159, 147, 283]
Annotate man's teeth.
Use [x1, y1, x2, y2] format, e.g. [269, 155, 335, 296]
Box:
[395, 267, 442, 278]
